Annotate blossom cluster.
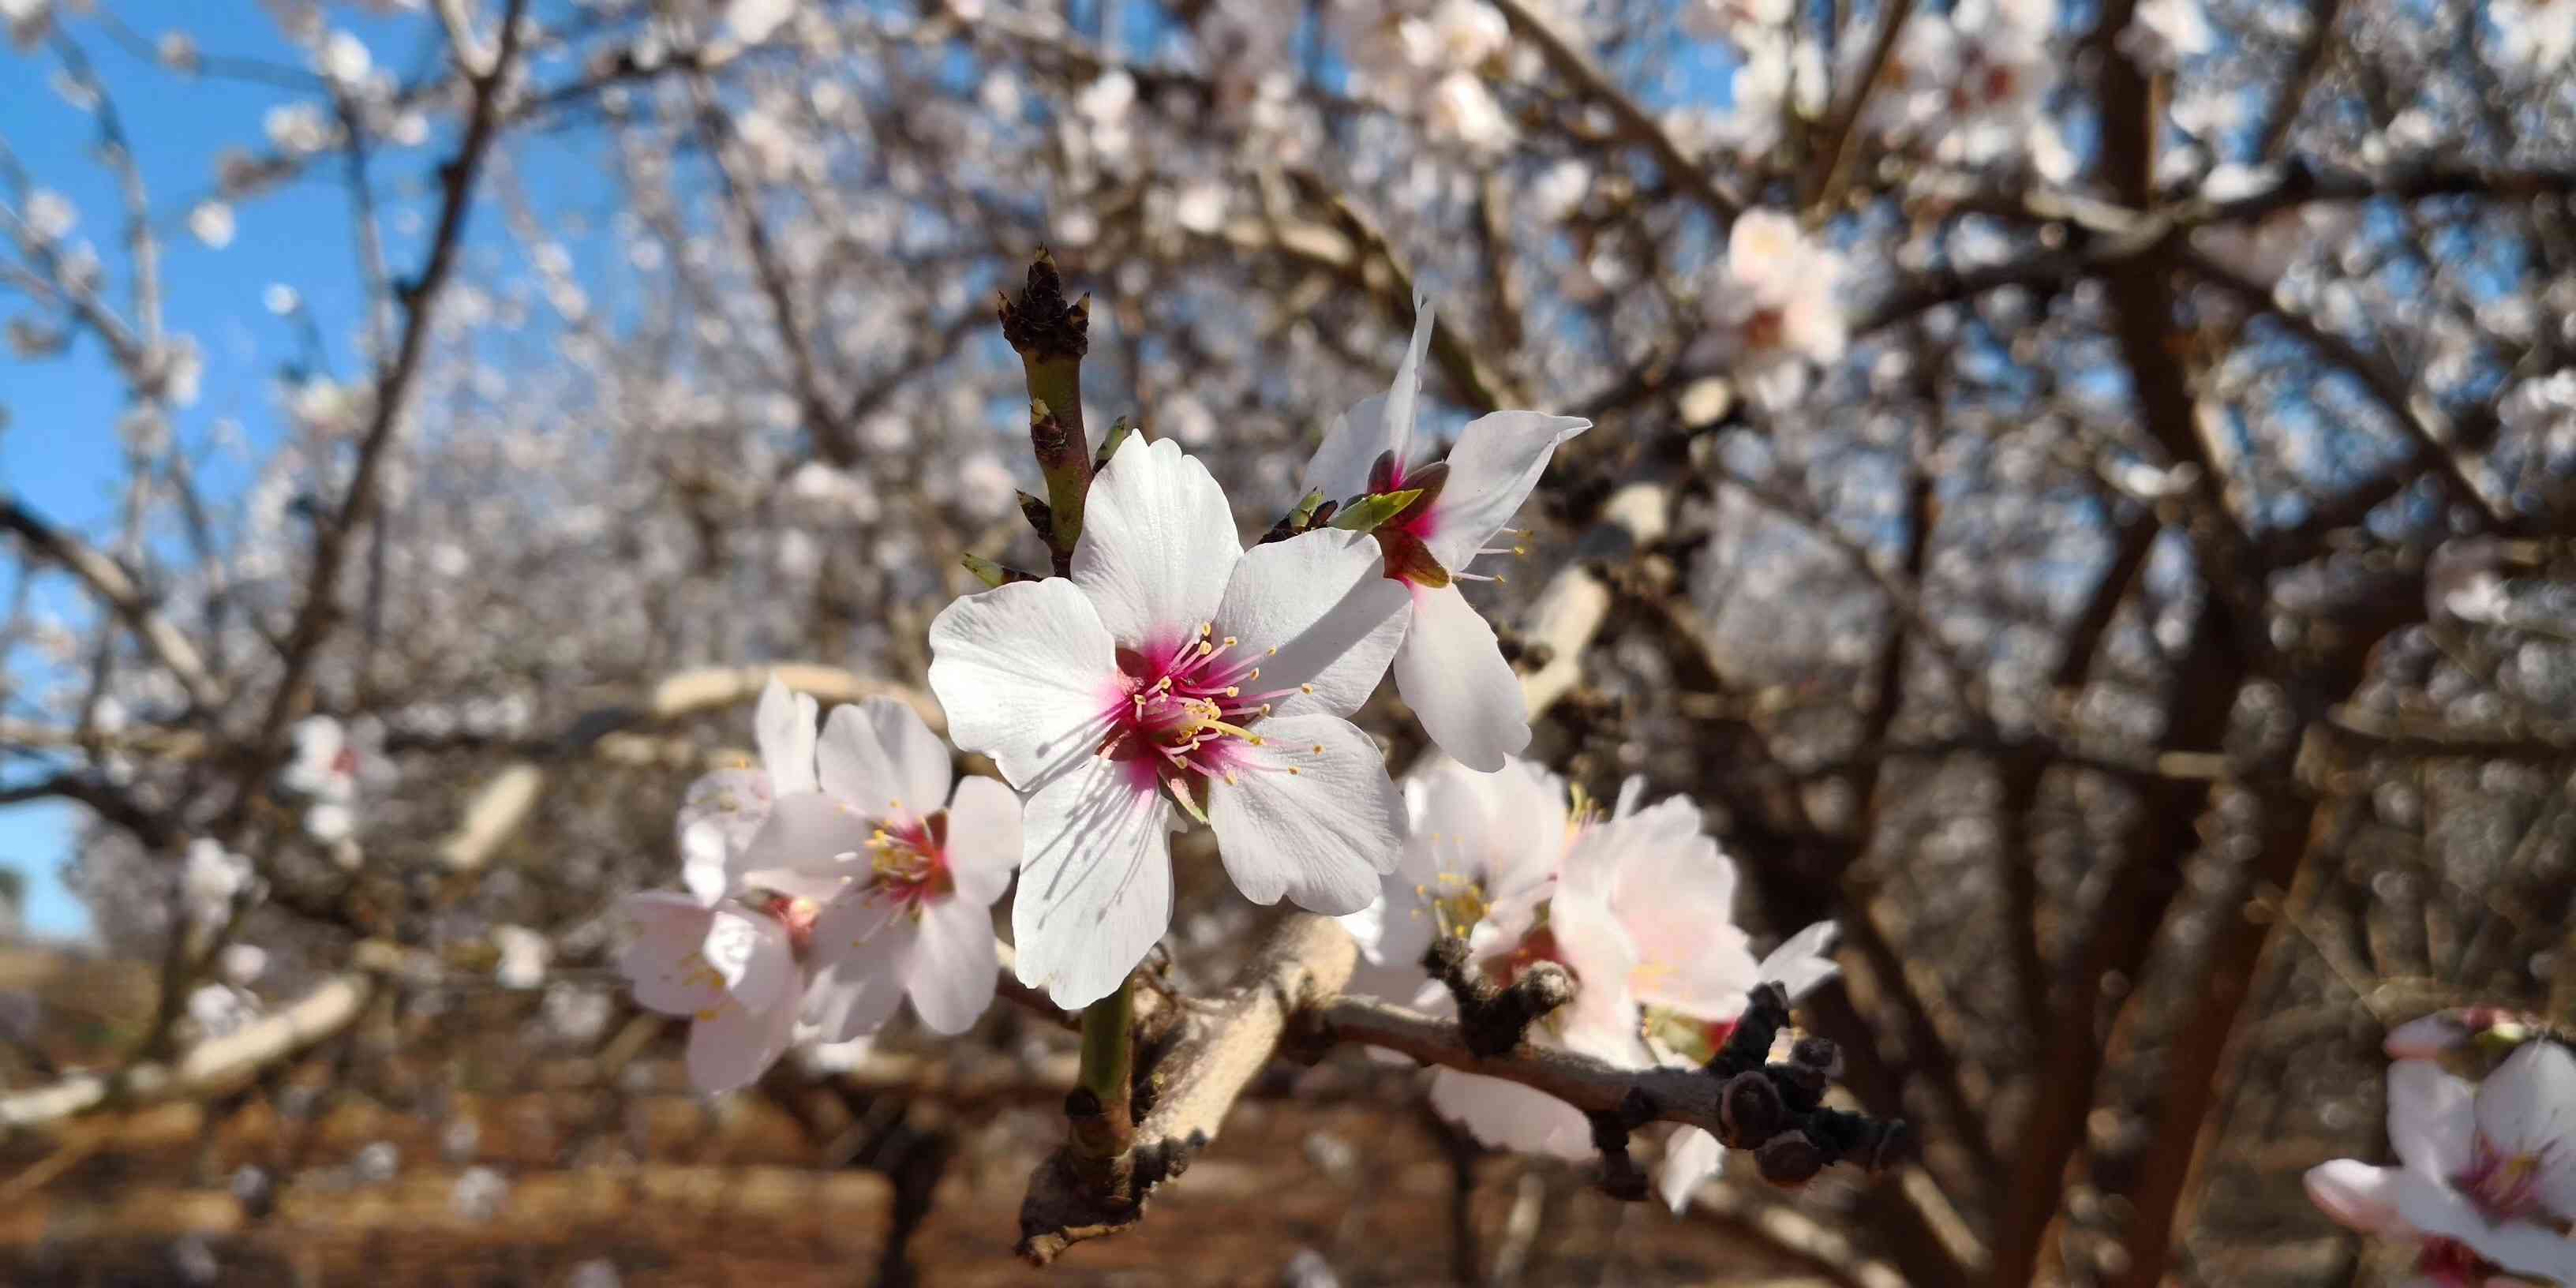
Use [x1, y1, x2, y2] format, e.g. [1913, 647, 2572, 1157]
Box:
[1342, 754, 1838, 1210]
[619, 679, 1022, 1092]
[2308, 1013, 2576, 1286]
[1329, 0, 1522, 151]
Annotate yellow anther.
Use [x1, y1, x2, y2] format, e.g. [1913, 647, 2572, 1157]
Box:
[1299, 683, 1314, 695]
[1311, 744, 1324, 754]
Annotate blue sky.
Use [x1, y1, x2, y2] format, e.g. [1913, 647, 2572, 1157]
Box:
[2, 1, 455, 939]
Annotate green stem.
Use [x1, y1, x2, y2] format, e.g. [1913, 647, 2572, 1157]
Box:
[1071, 975, 1135, 1160]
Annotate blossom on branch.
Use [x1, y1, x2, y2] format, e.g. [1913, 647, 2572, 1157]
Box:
[2308, 1039, 2576, 1286]
[930, 434, 1410, 1009]
[1299, 300, 1589, 770]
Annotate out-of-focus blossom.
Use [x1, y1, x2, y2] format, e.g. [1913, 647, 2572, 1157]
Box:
[22, 189, 77, 242]
[617, 891, 806, 1093]
[1331, 0, 1518, 151]
[182, 838, 254, 930]
[492, 924, 549, 990]
[1866, 0, 2058, 167]
[3, 0, 52, 50]
[187, 200, 236, 249]
[725, 0, 795, 44]
[218, 942, 268, 985]
[316, 30, 369, 84]
[1698, 209, 1848, 406]
[674, 677, 811, 905]
[2387, 1008, 2544, 1060]
[734, 695, 1023, 1039]
[279, 713, 369, 843]
[2308, 1045, 2576, 1284]
[1299, 298, 1589, 769]
[2492, 0, 2576, 72]
[930, 435, 1410, 1009]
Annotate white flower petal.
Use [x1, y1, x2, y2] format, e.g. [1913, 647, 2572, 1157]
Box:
[2387, 1060, 2477, 1179]
[734, 792, 871, 899]
[754, 676, 819, 796]
[1758, 921, 1842, 1000]
[2388, 1169, 2576, 1283]
[907, 897, 999, 1034]
[803, 896, 915, 1042]
[1014, 754, 1177, 1009]
[1421, 410, 1589, 571]
[2480, 1041, 2576, 1204]
[703, 906, 796, 1011]
[1213, 529, 1410, 721]
[2304, 1159, 2409, 1235]
[1072, 435, 1241, 647]
[942, 774, 1024, 908]
[686, 974, 800, 1094]
[1391, 583, 1529, 772]
[1303, 391, 1398, 505]
[676, 766, 771, 904]
[1430, 1067, 1591, 1157]
[1657, 1127, 1726, 1212]
[1204, 713, 1402, 914]
[927, 578, 1121, 790]
[617, 892, 720, 1016]
[1381, 298, 1437, 468]
[866, 698, 956, 818]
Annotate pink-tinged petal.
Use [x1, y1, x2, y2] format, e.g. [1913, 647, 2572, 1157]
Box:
[703, 906, 796, 1012]
[1013, 754, 1177, 1009]
[1430, 1066, 1591, 1159]
[927, 578, 1121, 791]
[814, 703, 903, 819]
[676, 767, 772, 904]
[2476, 1041, 2576, 1171]
[2389, 1060, 2478, 1179]
[1404, 754, 1568, 903]
[1212, 530, 1410, 721]
[734, 792, 872, 900]
[1759, 921, 1843, 1002]
[942, 774, 1024, 908]
[754, 676, 819, 796]
[1391, 584, 1528, 772]
[617, 892, 720, 1016]
[868, 698, 956, 822]
[1547, 883, 1649, 1065]
[2305, 1159, 2409, 1235]
[1204, 713, 1401, 915]
[1421, 410, 1591, 571]
[1072, 435, 1241, 647]
[907, 897, 999, 1035]
[1657, 1127, 1726, 1212]
[2388, 1169, 2576, 1283]
[686, 975, 800, 1095]
[803, 895, 915, 1043]
[2386, 1012, 2474, 1059]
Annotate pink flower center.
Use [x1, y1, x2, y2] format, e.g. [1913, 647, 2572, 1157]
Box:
[1095, 624, 1316, 803]
[2459, 1135, 2554, 1219]
[859, 811, 955, 916]
[759, 894, 825, 954]
[2413, 1237, 2494, 1287]
[330, 745, 360, 778]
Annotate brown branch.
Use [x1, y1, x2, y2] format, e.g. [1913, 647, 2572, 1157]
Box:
[1489, 0, 1743, 222]
[1, 496, 222, 709]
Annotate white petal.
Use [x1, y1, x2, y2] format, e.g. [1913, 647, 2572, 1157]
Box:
[1421, 410, 1590, 571]
[942, 774, 1024, 907]
[2387, 1060, 2477, 1179]
[687, 975, 800, 1095]
[927, 578, 1121, 790]
[1657, 1127, 1725, 1212]
[867, 697, 956, 821]
[803, 895, 915, 1042]
[733, 792, 871, 900]
[814, 702, 909, 819]
[1302, 391, 1398, 504]
[1404, 754, 1567, 904]
[1547, 882, 1648, 1063]
[1071, 435, 1241, 648]
[1429, 1067, 1590, 1158]
[1013, 753, 1177, 1009]
[1204, 713, 1402, 914]
[2480, 1041, 2576, 1191]
[1303, 299, 1440, 501]
[703, 906, 796, 1011]
[1213, 529, 1410, 721]
[2384, 1012, 2473, 1059]
[2388, 1169, 2576, 1283]
[1388, 583, 1528, 772]
[1759, 921, 1843, 1000]
[754, 676, 819, 796]
[907, 897, 999, 1035]
[617, 892, 720, 1016]
[676, 766, 771, 905]
[2304, 1159, 2409, 1235]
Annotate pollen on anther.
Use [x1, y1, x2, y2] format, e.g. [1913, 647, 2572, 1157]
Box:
[1249, 736, 1265, 745]
[1287, 766, 1301, 775]
[1311, 743, 1325, 754]
[1266, 646, 1278, 655]
[1299, 683, 1314, 695]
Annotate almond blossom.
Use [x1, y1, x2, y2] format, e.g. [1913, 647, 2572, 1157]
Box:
[617, 891, 805, 1091]
[279, 713, 374, 844]
[730, 695, 1024, 1039]
[929, 434, 1411, 1009]
[1298, 301, 1590, 770]
[2307, 1043, 2576, 1286]
[1346, 756, 1839, 1211]
[673, 677, 815, 905]
[1698, 210, 1848, 407]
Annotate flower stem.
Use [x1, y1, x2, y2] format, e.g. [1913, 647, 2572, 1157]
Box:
[1070, 975, 1135, 1161]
